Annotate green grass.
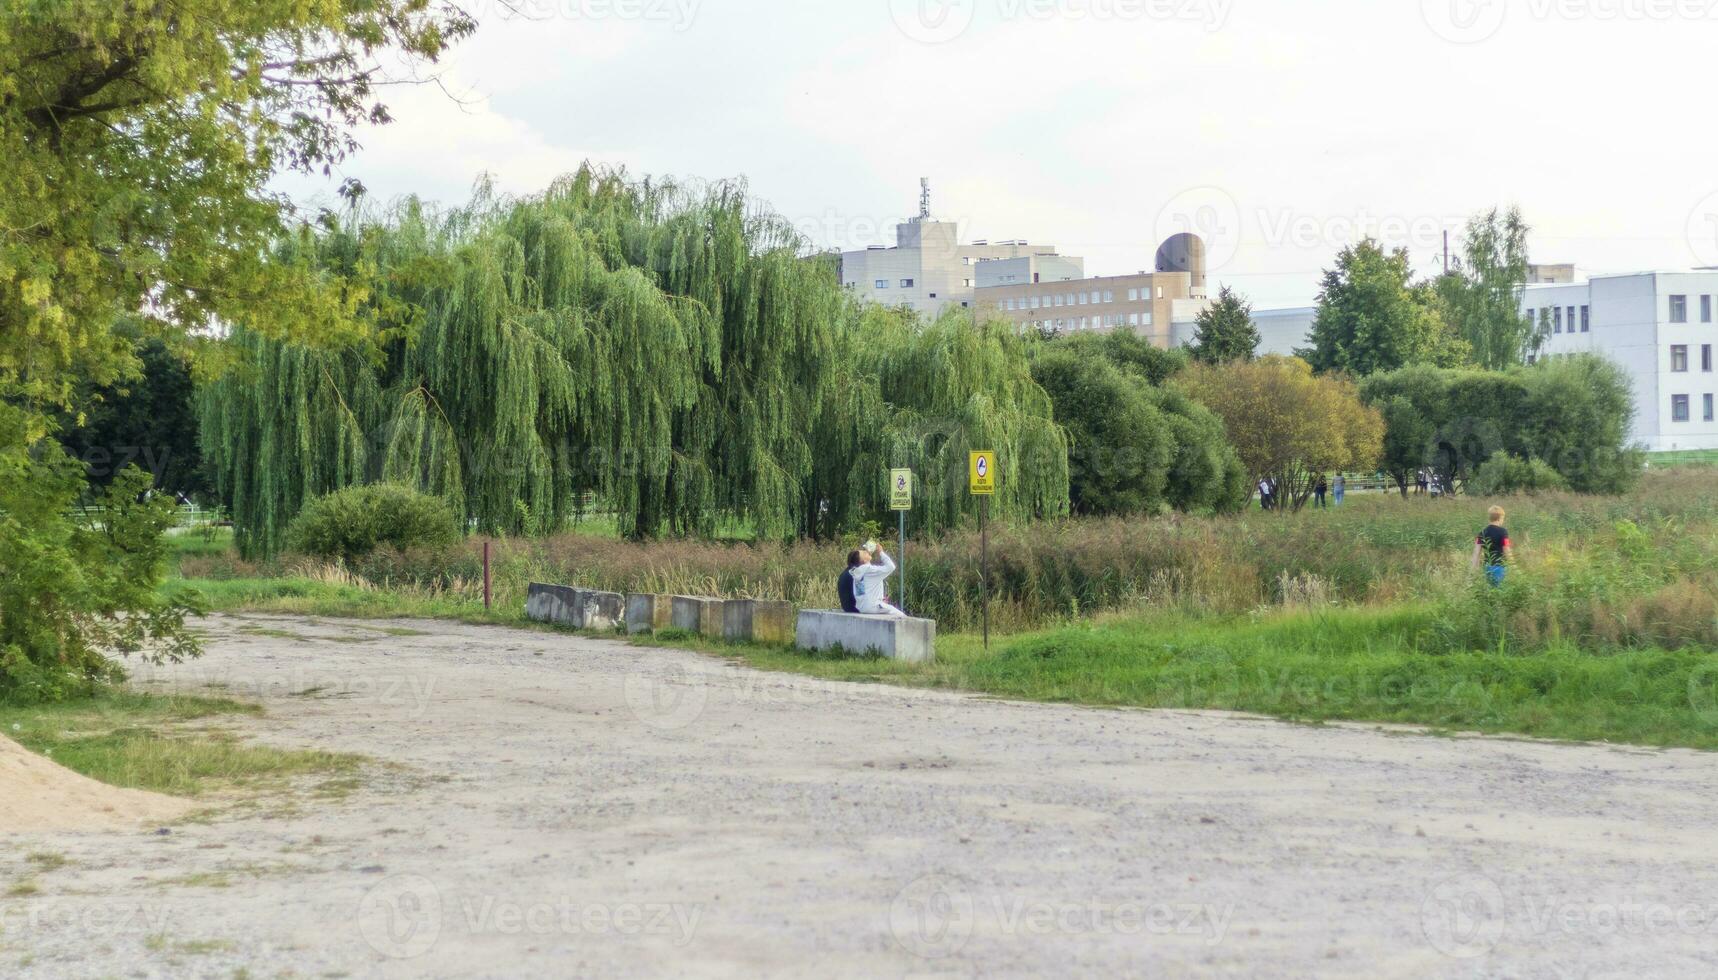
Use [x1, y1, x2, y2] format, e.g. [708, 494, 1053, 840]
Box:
[1648, 449, 1718, 468]
[181, 576, 524, 625]
[659, 606, 1718, 750]
[167, 525, 237, 556]
[0, 690, 359, 796]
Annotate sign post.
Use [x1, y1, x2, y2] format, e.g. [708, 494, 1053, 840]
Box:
[969, 451, 995, 650]
[890, 468, 913, 613]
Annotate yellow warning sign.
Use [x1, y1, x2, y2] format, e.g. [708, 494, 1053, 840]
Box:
[969, 451, 995, 496]
[890, 469, 913, 511]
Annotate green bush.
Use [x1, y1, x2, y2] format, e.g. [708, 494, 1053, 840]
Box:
[1469, 452, 1568, 496]
[1031, 333, 1246, 516]
[286, 484, 459, 567]
[1361, 354, 1642, 495]
[3, 403, 202, 702]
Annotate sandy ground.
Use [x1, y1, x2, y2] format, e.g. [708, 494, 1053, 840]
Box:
[0, 737, 193, 833]
[2, 613, 1716, 979]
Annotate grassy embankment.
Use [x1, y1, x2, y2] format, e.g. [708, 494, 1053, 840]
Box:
[0, 691, 358, 797]
[167, 469, 1718, 749]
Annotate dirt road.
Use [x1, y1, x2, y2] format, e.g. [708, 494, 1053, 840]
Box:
[4, 614, 1717, 978]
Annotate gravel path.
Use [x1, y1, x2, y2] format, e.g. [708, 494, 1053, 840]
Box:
[4, 613, 1717, 978]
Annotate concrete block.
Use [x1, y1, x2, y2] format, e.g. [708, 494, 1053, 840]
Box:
[525, 583, 582, 628]
[723, 599, 794, 645]
[670, 595, 705, 632]
[581, 590, 625, 632]
[795, 610, 935, 664]
[697, 598, 725, 640]
[670, 595, 726, 639]
[625, 594, 674, 635]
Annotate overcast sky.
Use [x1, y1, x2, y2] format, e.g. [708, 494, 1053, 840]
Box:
[280, 0, 1718, 309]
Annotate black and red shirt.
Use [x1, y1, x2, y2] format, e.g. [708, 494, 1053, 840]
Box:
[1477, 525, 1510, 566]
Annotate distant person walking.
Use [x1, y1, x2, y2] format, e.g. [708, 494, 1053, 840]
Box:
[848, 540, 905, 618]
[1415, 469, 1429, 496]
[1332, 474, 1345, 506]
[1471, 506, 1513, 587]
[1313, 476, 1328, 509]
[1258, 477, 1273, 510]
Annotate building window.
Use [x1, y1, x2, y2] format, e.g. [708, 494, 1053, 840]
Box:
[1030, 296, 1040, 309]
[1127, 288, 1139, 301]
[1671, 295, 1688, 323]
[1672, 345, 1689, 372]
[900, 278, 914, 288]
[1155, 286, 1164, 299]
[1706, 344, 1713, 372]
[1524, 307, 1534, 326]
[1705, 296, 1714, 323]
[1553, 307, 1562, 333]
[928, 292, 937, 299]
[1581, 305, 1590, 332]
[874, 279, 888, 289]
[1128, 313, 1139, 326]
[1708, 394, 1716, 422]
[1673, 394, 1691, 422]
[1103, 290, 1114, 303]
[1527, 354, 1537, 365]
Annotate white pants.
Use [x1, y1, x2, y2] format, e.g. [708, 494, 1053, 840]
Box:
[858, 602, 906, 619]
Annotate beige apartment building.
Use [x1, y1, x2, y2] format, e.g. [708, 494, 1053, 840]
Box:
[973, 233, 1211, 347]
[837, 183, 1216, 349]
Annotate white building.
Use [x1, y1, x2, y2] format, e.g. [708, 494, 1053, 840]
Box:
[837, 216, 1067, 318]
[1237, 269, 1718, 452]
[1524, 271, 1718, 451]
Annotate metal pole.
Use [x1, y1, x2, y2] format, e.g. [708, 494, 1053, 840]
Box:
[482, 540, 492, 611]
[898, 509, 907, 615]
[980, 496, 989, 651]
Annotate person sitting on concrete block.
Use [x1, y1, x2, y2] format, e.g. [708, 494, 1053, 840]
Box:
[847, 540, 905, 618]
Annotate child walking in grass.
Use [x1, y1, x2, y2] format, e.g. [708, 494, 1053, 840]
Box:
[1470, 505, 1513, 587]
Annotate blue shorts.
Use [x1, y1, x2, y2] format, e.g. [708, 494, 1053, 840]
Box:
[1485, 565, 1506, 587]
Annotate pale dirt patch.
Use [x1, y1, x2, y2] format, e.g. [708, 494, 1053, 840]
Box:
[0, 735, 192, 833]
[2, 613, 1716, 979]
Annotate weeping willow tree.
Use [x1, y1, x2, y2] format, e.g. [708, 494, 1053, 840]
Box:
[202, 166, 1069, 557]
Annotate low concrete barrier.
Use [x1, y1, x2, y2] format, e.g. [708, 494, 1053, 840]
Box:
[795, 610, 935, 663]
[625, 593, 674, 635]
[580, 590, 625, 631]
[525, 583, 581, 627]
[525, 583, 623, 631]
[670, 595, 725, 639]
[722, 599, 794, 645]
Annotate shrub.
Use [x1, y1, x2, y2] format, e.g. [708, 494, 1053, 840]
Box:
[1469, 452, 1567, 496]
[1360, 354, 1642, 496]
[286, 484, 459, 567]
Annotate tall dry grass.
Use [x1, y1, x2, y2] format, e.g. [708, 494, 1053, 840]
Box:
[177, 469, 1718, 646]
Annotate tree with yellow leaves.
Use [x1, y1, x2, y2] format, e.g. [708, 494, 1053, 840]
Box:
[1176, 356, 1384, 512]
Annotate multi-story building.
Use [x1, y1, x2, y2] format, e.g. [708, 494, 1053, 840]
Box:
[1524, 271, 1718, 451]
[1221, 269, 1718, 452]
[837, 215, 1066, 318]
[974, 234, 1211, 347]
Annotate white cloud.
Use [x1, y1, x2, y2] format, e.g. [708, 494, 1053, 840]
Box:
[278, 0, 1718, 307]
